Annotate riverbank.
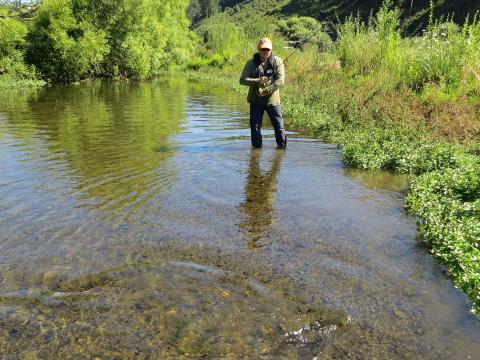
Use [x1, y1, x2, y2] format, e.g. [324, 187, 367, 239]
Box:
[187, 61, 480, 315]
[0, 75, 46, 90]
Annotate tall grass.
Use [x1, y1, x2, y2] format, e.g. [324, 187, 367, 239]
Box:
[337, 4, 480, 97]
[189, 11, 290, 71]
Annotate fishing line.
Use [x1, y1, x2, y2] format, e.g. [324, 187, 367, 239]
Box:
[403, 0, 415, 36]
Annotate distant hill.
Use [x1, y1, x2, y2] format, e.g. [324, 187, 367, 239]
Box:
[220, 0, 480, 34]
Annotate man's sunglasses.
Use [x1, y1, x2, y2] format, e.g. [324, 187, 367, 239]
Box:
[260, 48, 271, 52]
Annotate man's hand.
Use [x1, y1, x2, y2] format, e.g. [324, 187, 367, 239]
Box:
[257, 88, 266, 97]
[259, 76, 269, 86]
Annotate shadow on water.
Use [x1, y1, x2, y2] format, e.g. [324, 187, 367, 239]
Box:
[239, 148, 285, 249]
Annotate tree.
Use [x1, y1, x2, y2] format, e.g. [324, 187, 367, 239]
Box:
[0, 17, 32, 76]
[0, 1, 39, 19]
[25, 0, 195, 81]
[187, 0, 220, 25]
[0, 1, 39, 77]
[26, 0, 109, 81]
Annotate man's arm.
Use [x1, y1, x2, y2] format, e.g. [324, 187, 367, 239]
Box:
[261, 58, 284, 95]
[239, 60, 260, 86]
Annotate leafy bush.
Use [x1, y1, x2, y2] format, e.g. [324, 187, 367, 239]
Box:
[0, 18, 35, 77]
[0, 74, 45, 89]
[406, 157, 480, 315]
[277, 16, 331, 49]
[26, 0, 109, 82]
[99, 0, 196, 78]
[196, 13, 244, 59]
[24, 0, 195, 81]
[341, 126, 469, 174]
[187, 53, 228, 70]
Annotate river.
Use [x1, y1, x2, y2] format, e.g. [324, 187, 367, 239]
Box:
[0, 79, 479, 359]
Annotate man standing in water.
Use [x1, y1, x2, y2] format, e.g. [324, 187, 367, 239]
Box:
[240, 37, 287, 149]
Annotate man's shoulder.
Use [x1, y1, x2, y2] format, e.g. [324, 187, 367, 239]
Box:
[273, 56, 284, 66]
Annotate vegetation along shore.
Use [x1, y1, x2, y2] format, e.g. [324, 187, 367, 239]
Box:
[1, 0, 479, 314]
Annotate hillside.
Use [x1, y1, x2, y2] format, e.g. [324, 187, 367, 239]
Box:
[221, 0, 480, 34]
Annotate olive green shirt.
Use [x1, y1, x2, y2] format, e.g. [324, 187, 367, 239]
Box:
[239, 55, 285, 106]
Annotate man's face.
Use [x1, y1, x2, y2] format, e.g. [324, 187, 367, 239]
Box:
[258, 46, 271, 61]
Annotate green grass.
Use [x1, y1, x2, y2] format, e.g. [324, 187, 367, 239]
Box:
[336, 6, 480, 97]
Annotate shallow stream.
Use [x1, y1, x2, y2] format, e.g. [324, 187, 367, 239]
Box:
[0, 80, 479, 359]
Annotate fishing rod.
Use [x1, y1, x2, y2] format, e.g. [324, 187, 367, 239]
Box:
[282, 0, 418, 63]
[283, 0, 363, 64]
[403, 0, 415, 37]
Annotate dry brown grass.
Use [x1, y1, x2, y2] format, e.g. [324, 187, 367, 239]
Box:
[319, 72, 480, 144]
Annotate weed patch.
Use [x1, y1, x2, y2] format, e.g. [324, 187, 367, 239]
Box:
[0, 74, 45, 89]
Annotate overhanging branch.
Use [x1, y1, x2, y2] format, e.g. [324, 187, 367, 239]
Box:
[0, 0, 39, 20]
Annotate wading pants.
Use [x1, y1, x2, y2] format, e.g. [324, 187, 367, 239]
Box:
[249, 103, 287, 149]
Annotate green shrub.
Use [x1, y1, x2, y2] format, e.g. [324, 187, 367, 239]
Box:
[196, 13, 244, 60]
[277, 16, 331, 49]
[187, 56, 211, 70]
[24, 0, 195, 81]
[341, 126, 470, 174]
[406, 157, 480, 314]
[26, 0, 109, 82]
[0, 74, 45, 89]
[0, 18, 35, 77]
[187, 53, 228, 70]
[101, 0, 195, 78]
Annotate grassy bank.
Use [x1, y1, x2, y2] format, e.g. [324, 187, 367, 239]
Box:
[187, 4, 480, 314]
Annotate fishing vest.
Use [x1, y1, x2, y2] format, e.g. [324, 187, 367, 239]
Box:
[253, 52, 276, 79]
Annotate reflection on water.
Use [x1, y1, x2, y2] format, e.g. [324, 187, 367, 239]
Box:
[0, 80, 479, 359]
[0, 80, 186, 219]
[344, 168, 409, 192]
[239, 149, 284, 248]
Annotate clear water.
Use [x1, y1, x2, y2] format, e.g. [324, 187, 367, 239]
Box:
[0, 79, 478, 359]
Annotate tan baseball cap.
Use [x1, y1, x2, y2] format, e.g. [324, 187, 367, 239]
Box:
[258, 37, 273, 50]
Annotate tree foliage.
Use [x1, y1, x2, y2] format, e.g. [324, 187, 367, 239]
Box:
[82, 0, 196, 78]
[187, 0, 220, 24]
[0, 1, 39, 19]
[0, 1, 39, 77]
[277, 16, 331, 48]
[2, 0, 195, 81]
[0, 17, 34, 76]
[26, 0, 108, 82]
